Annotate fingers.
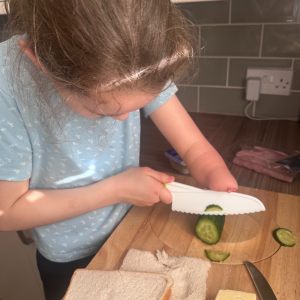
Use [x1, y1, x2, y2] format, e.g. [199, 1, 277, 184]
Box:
[227, 187, 238, 193]
[227, 179, 238, 193]
[159, 186, 173, 205]
[144, 168, 174, 204]
[142, 167, 175, 204]
[145, 167, 175, 184]
[208, 174, 238, 193]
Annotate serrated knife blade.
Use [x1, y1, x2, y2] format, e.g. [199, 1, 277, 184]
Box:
[166, 182, 265, 215]
[244, 261, 278, 300]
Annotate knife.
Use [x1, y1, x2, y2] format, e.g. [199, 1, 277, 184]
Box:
[166, 182, 265, 215]
[244, 261, 278, 300]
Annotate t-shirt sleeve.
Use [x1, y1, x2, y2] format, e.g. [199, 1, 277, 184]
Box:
[0, 89, 32, 181]
[142, 82, 178, 118]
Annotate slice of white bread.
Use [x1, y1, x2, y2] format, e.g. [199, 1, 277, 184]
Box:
[62, 269, 174, 300]
[120, 249, 211, 300]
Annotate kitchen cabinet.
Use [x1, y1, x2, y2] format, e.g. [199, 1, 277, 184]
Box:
[0, 231, 45, 300]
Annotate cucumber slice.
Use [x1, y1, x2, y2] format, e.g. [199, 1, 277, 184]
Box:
[205, 205, 223, 212]
[273, 228, 296, 247]
[195, 215, 225, 245]
[205, 249, 230, 262]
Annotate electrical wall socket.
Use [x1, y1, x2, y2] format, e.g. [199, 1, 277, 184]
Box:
[246, 69, 293, 96]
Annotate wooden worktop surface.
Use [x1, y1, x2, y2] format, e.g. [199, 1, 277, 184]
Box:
[140, 112, 300, 196]
[87, 175, 300, 300]
[85, 113, 300, 300]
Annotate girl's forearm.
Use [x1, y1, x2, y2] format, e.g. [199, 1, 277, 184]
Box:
[183, 141, 237, 191]
[186, 149, 227, 185]
[2, 177, 117, 231]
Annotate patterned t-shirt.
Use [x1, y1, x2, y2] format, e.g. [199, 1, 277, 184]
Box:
[0, 37, 178, 262]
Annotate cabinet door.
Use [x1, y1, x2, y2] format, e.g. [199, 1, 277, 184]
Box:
[0, 231, 45, 300]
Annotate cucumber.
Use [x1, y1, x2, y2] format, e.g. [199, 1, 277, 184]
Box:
[195, 214, 225, 245]
[205, 249, 230, 262]
[273, 228, 296, 247]
[205, 205, 223, 212]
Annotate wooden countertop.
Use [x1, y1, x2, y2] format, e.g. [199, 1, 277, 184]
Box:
[84, 113, 300, 299]
[140, 112, 300, 196]
[87, 175, 300, 300]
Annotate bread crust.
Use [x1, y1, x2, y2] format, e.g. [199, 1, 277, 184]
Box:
[161, 284, 172, 300]
[62, 269, 174, 300]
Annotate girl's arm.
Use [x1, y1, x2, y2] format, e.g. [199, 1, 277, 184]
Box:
[0, 168, 174, 231]
[150, 94, 238, 192]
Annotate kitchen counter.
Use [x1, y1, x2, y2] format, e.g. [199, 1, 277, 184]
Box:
[80, 113, 300, 300]
[140, 112, 300, 196]
[87, 174, 300, 300]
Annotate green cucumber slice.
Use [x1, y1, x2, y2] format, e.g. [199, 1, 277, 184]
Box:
[205, 205, 223, 212]
[195, 214, 225, 245]
[205, 249, 230, 262]
[273, 228, 296, 247]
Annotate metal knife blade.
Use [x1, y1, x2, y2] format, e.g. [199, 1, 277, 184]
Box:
[244, 261, 278, 300]
[167, 182, 265, 215]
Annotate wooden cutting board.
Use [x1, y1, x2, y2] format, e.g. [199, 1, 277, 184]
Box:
[88, 174, 300, 300]
[150, 203, 279, 265]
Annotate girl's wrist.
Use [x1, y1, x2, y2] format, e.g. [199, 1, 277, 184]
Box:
[94, 175, 122, 206]
[206, 167, 238, 192]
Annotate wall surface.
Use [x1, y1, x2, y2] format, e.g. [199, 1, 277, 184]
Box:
[176, 0, 300, 120]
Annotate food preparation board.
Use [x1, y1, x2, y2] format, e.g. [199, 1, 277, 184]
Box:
[87, 175, 300, 300]
[150, 203, 279, 264]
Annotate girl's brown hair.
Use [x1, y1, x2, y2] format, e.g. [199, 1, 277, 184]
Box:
[4, 0, 198, 142]
[5, 0, 197, 94]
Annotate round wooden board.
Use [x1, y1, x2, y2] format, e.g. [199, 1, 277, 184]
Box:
[150, 203, 280, 265]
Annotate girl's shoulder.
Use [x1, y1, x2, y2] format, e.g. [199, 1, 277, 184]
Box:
[0, 35, 31, 102]
[0, 35, 20, 66]
[0, 36, 19, 89]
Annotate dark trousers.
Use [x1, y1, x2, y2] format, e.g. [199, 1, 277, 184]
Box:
[36, 250, 95, 300]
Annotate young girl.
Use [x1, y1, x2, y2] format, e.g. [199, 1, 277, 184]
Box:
[0, 1, 237, 299]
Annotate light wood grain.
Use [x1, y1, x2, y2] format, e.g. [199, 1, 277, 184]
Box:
[87, 174, 299, 300]
[150, 203, 280, 265]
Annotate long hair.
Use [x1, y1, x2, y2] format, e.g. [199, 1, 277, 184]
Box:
[3, 0, 198, 139]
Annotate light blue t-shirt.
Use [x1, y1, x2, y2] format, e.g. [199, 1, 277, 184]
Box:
[0, 37, 178, 262]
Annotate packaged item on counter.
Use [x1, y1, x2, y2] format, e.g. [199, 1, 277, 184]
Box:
[164, 149, 189, 175]
[276, 152, 300, 172]
[222, 139, 299, 183]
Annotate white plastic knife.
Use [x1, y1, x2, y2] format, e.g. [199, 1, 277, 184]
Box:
[166, 182, 265, 215]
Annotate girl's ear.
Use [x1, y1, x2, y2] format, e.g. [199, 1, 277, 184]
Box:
[18, 39, 41, 69]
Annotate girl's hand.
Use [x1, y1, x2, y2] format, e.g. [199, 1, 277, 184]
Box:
[206, 167, 238, 193]
[112, 167, 175, 206]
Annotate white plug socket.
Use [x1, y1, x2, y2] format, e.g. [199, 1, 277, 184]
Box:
[246, 69, 293, 96]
